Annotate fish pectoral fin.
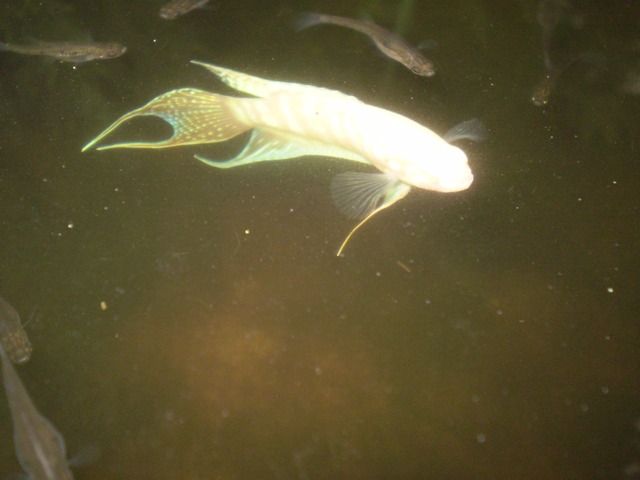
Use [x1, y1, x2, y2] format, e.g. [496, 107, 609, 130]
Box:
[443, 118, 487, 144]
[195, 129, 368, 169]
[330, 172, 411, 256]
[82, 88, 250, 151]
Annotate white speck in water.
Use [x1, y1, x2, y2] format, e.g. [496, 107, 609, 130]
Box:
[244, 229, 250, 235]
[315, 366, 322, 375]
[476, 433, 486, 443]
[100, 301, 108, 311]
[67, 221, 74, 229]
[601, 386, 609, 394]
[496, 309, 503, 315]
[607, 287, 614, 293]
[375, 272, 381, 277]
[424, 299, 431, 305]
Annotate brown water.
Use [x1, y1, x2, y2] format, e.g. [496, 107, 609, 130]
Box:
[1, 0, 639, 479]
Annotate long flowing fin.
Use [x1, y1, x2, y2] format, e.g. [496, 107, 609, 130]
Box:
[191, 61, 299, 98]
[195, 129, 369, 169]
[82, 88, 250, 151]
[331, 172, 411, 256]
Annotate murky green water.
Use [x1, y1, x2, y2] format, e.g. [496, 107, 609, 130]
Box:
[1, 0, 639, 478]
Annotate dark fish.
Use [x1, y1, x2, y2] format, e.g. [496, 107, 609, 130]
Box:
[0, 39, 126, 62]
[531, 53, 605, 106]
[0, 295, 32, 364]
[160, 0, 211, 20]
[295, 12, 435, 77]
[0, 345, 74, 479]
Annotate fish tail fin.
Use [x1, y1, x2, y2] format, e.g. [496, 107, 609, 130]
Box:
[293, 11, 324, 32]
[82, 88, 251, 152]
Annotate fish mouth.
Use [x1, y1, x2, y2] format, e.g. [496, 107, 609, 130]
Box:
[437, 171, 473, 192]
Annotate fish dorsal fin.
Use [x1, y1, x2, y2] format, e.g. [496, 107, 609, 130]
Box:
[330, 172, 411, 255]
[443, 118, 487, 143]
[191, 61, 299, 98]
[82, 88, 250, 151]
[195, 128, 369, 169]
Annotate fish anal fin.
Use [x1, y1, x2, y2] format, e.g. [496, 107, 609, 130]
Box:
[195, 128, 368, 169]
[82, 88, 250, 151]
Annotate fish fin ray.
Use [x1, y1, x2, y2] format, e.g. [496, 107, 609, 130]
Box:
[443, 118, 487, 143]
[332, 173, 411, 256]
[330, 172, 409, 219]
[82, 88, 250, 151]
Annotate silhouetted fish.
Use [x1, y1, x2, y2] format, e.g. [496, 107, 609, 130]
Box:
[159, 0, 211, 19]
[295, 12, 435, 77]
[0, 295, 32, 364]
[0, 40, 126, 62]
[82, 62, 483, 255]
[0, 345, 74, 479]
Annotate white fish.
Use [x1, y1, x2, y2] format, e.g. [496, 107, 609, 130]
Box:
[0, 345, 74, 479]
[82, 62, 483, 255]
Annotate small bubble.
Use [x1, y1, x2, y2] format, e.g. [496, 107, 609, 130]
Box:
[601, 386, 609, 394]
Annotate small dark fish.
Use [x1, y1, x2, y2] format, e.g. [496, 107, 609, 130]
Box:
[0, 39, 126, 62]
[160, 0, 211, 20]
[295, 12, 435, 77]
[0, 295, 32, 364]
[0, 345, 74, 479]
[531, 53, 605, 106]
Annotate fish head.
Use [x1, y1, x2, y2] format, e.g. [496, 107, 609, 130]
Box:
[409, 58, 436, 77]
[410, 145, 473, 192]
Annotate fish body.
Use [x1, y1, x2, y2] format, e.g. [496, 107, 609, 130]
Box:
[0, 295, 32, 364]
[83, 62, 481, 254]
[295, 12, 435, 77]
[160, 0, 211, 19]
[0, 40, 126, 62]
[0, 346, 73, 479]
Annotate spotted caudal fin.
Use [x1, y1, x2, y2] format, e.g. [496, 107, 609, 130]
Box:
[82, 88, 250, 151]
[331, 172, 411, 256]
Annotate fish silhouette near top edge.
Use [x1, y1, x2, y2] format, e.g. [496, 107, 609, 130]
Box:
[294, 11, 436, 77]
[159, 0, 212, 20]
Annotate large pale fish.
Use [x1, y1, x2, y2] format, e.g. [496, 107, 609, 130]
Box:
[0, 345, 74, 479]
[82, 61, 483, 255]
